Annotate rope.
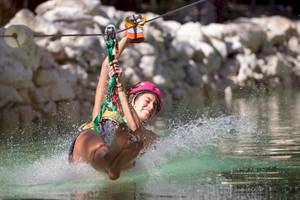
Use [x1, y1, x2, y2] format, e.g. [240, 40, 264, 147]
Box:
[93, 25, 125, 133]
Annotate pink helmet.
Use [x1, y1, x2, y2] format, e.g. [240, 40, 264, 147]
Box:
[127, 81, 163, 113]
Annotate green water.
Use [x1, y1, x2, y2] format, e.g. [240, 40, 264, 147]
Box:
[1, 90, 300, 199]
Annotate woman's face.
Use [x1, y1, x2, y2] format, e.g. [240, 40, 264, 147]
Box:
[133, 93, 158, 122]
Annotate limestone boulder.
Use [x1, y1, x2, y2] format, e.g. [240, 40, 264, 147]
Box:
[0, 107, 20, 130]
[237, 24, 267, 53]
[7, 9, 59, 36]
[119, 48, 141, 69]
[134, 43, 156, 56]
[209, 38, 228, 59]
[39, 80, 75, 101]
[234, 52, 258, 84]
[171, 40, 195, 59]
[251, 16, 297, 46]
[224, 36, 243, 55]
[194, 41, 221, 72]
[39, 101, 57, 117]
[0, 84, 23, 108]
[261, 54, 292, 77]
[139, 55, 156, 78]
[19, 105, 41, 128]
[184, 60, 202, 86]
[201, 23, 237, 39]
[0, 57, 33, 89]
[41, 4, 92, 22]
[61, 63, 87, 83]
[288, 37, 300, 54]
[34, 69, 61, 86]
[175, 22, 204, 44]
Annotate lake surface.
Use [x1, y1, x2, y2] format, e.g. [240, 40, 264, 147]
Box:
[1, 90, 300, 199]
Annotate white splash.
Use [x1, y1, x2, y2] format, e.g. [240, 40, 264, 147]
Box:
[137, 114, 255, 169]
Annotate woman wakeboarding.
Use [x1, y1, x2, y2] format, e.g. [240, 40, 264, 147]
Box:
[68, 16, 163, 180]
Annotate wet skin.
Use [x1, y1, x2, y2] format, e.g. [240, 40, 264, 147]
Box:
[72, 124, 156, 180]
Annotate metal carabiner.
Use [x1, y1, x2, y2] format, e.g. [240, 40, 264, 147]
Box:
[104, 24, 116, 42]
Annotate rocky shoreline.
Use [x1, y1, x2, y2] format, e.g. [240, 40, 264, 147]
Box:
[1, 0, 300, 130]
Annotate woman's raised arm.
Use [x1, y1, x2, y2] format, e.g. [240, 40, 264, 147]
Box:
[92, 37, 129, 121]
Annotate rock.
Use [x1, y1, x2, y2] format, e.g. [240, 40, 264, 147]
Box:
[224, 36, 243, 55]
[202, 23, 238, 39]
[234, 52, 257, 84]
[8, 9, 59, 35]
[46, 40, 67, 61]
[61, 63, 87, 83]
[55, 0, 101, 14]
[171, 40, 195, 59]
[0, 107, 20, 130]
[134, 43, 156, 55]
[288, 37, 300, 54]
[237, 24, 267, 52]
[1, 38, 41, 72]
[123, 67, 141, 85]
[163, 61, 186, 82]
[39, 80, 75, 101]
[184, 59, 202, 86]
[202, 23, 227, 39]
[0, 84, 23, 108]
[18, 89, 32, 104]
[224, 86, 232, 105]
[175, 22, 204, 43]
[23, 43, 42, 71]
[251, 16, 297, 46]
[261, 54, 292, 77]
[209, 38, 227, 59]
[145, 25, 164, 43]
[58, 68, 78, 85]
[194, 41, 221, 72]
[93, 15, 111, 28]
[119, 48, 141, 69]
[35, 0, 57, 16]
[76, 37, 103, 71]
[40, 49, 60, 69]
[19, 105, 41, 128]
[42, 4, 92, 22]
[296, 21, 300, 36]
[139, 56, 156, 78]
[40, 101, 57, 117]
[160, 20, 181, 36]
[218, 58, 238, 80]
[34, 69, 61, 86]
[60, 37, 103, 72]
[28, 87, 46, 103]
[292, 62, 300, 77]
[99, 5, 117, 20]
[0, 57, 33, 89]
